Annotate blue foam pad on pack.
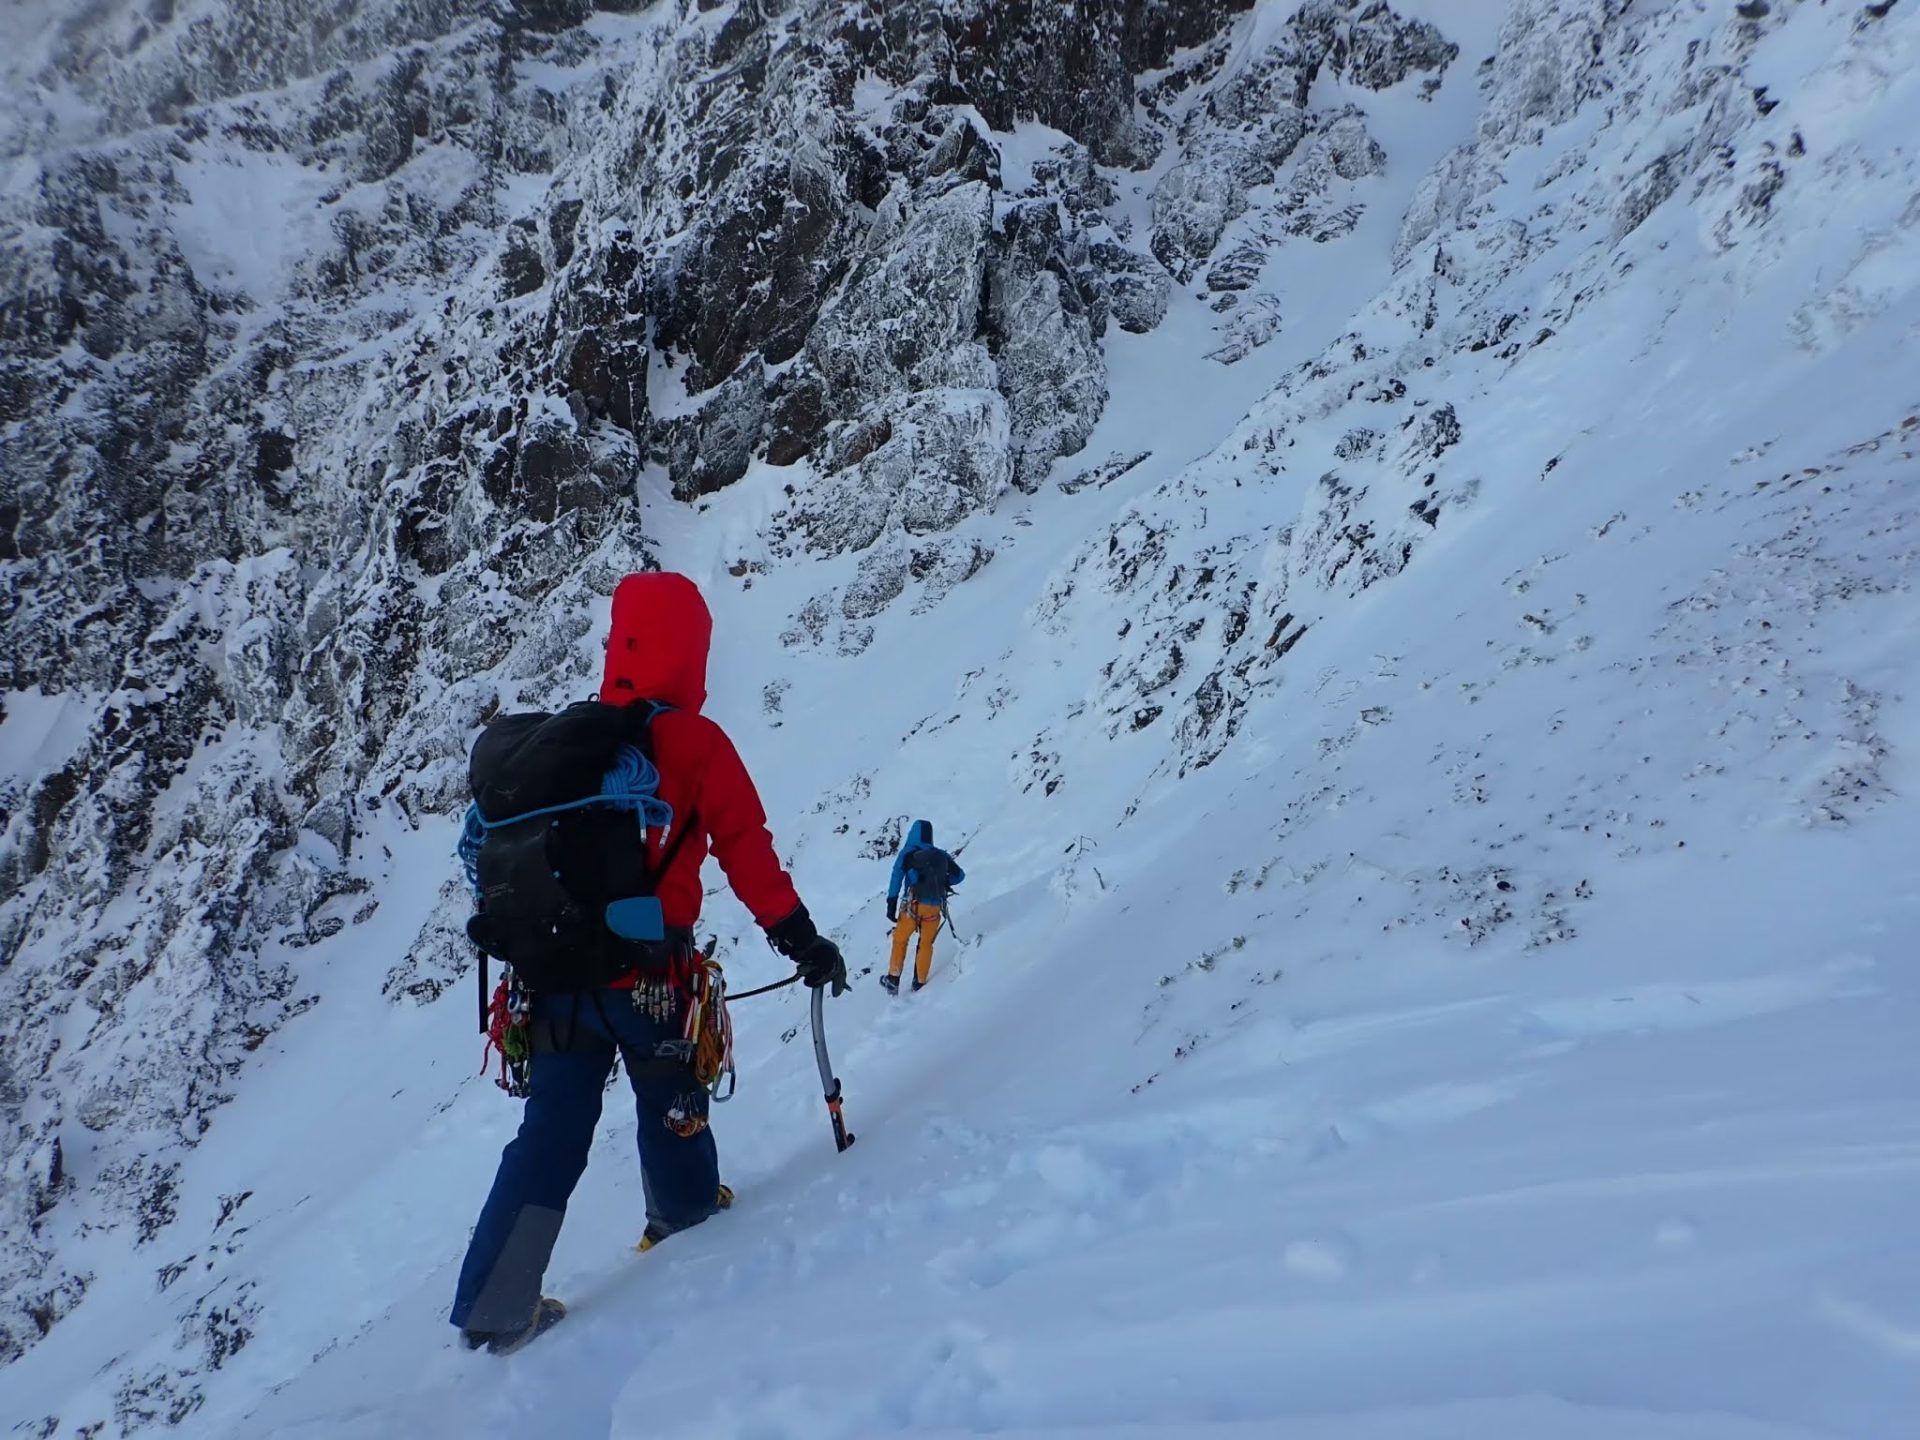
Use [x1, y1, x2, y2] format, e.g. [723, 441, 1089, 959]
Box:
[604, 896, 666, 942]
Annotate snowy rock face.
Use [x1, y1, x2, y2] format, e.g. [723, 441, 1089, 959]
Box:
[1147, 1, 1455, 283]
[1040, 0, 1913, 787]
[0, 0, 1274, 1384]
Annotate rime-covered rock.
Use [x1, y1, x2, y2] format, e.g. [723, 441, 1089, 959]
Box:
[1292, 0, 1459, 93]
[791, 387, 1014, 557]
[809, 181, 997, 422]
[1149, 0, 1452, 282]
[988, 202, 1106, 492]
[1093, 242, 1174, 333]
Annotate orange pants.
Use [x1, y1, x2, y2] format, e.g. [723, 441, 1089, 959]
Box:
[888, 901, 944, 985]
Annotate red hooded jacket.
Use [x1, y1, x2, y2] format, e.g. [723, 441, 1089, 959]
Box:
[599, 572, 800, 932]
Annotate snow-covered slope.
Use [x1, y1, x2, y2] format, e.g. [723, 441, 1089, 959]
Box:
[6, 0, 1920, 1435]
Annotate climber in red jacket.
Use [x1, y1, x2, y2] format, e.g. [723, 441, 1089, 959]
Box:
[596, 571, 810, 932]
[451, 571, 845, 1355]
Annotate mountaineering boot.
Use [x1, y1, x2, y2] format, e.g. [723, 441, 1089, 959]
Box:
[878, 974, 899, 996]
[463, 1296, 566, 1356]
[637, 1184, 735, 1252]
[910, 979, 925, 993]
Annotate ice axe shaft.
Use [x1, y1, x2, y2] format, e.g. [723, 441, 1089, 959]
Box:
[809, 984, 855, 1152]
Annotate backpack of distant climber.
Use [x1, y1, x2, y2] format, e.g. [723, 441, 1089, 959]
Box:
[904, 844, 953, 905]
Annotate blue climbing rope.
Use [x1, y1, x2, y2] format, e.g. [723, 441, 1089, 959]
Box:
[597, 744, 674, 831]
[458, 742, 674, 897]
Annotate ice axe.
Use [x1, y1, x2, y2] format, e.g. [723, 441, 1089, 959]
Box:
[809, 984, 855, 1153]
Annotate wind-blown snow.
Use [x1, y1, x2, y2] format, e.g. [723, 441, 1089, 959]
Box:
[4, 0, 1920, 1437]
[168, 152, 341, 302]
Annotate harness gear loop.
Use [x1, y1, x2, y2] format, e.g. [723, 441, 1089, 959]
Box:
[480, 972, 533, 1097]
[683, 948, 737, 1101]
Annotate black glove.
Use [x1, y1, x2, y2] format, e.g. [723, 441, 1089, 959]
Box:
[885, 899, 897, 924]
[793, 936, 848, 996]
[766, 903, 818, 958]
[765, 904, 848, 996]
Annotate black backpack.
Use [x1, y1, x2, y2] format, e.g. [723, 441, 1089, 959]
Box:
[904, 846, 953, 905]
[459, 700, 693, 991]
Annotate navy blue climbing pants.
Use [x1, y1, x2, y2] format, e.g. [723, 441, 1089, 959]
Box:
[450, 987, 720, 1333]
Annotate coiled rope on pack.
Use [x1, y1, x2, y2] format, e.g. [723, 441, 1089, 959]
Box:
[458, 742, 675, 897]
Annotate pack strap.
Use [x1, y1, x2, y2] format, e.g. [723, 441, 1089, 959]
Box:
[646, 806, 701, 895]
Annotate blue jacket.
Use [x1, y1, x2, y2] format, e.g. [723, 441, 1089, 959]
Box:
[888, 820, 964, 904]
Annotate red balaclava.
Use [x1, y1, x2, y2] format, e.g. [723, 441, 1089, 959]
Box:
[599, 572, 712, 713]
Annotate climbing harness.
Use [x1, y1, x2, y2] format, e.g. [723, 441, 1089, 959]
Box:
[478, 947, 807, 1103]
